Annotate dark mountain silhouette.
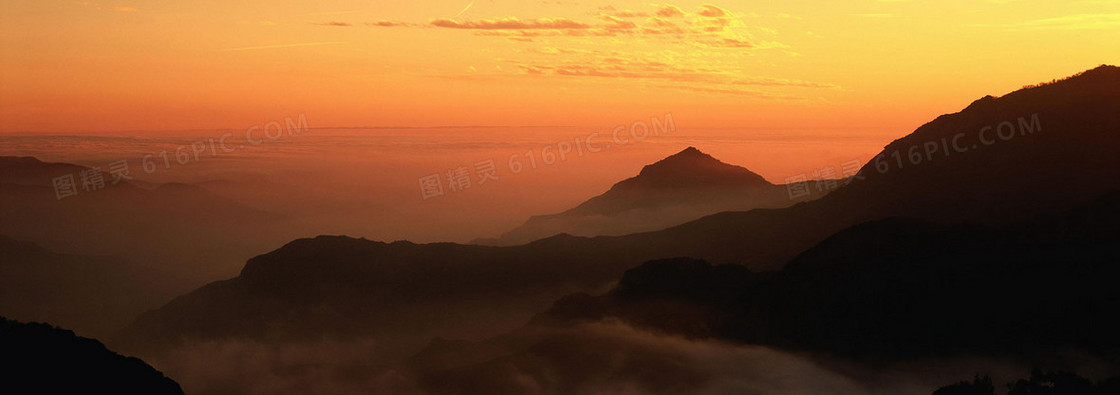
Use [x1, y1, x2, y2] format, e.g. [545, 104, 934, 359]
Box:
[479, 146, 827, 245]
[538, 190, 1120, 362]
[398, 192, 1120, 394]
[0, 235, 159, 338]
[0, 316, 183, 394]
[120, 234, 669, 353]
[121, 66, 1120, 358]
[612, 64, 1120, 270]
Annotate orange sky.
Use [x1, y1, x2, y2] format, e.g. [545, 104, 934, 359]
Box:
[1, 0, 1118, 133]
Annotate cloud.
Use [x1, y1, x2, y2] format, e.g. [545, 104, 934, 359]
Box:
[600, 15, 638, 31]
[142, 322, 1028, 394]
[732, 78, 838, 88]
[852, 13, 896, 18]
[518, 65, 546, 75]
[297, 9, 365, 17]
[641, 17, 687, 34]
[113, 6, 137, 12]
[437, 6, 744, 38]
[366, 20, 414, 27]
[455, 1, 473, 17]
[712, 38, 753, 48]
[407, 322, 869, 395]
[504, 52, 836, 98]
[311, 21, 352, 27]
[698, 5, 728, 17]
[221, 41, 348, 51]
[656, 5, 686, 18]
[510, 58, 716, 82]
[360, 4, 757, 39]
[605, 9, 650, 18]
[974, 13, 1120, 30]
[431, 17, 590, 30]
[663, 85, 797, 98]
[355, 4, 809, 98]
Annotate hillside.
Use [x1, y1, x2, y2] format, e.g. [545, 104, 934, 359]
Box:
[0, 316, 183, 394]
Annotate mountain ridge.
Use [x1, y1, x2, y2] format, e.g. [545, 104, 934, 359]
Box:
[1, 316, 184, 394]
[120, 65, 1120, 360]
[480, 146, 822, 245]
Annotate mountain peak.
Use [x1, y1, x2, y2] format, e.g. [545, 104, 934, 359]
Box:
[641, 147, 717, 173]
[666, 146, 711, 160]
[1079, 64, 1119, 77]
[675, 146, 704, 156]
[634, 147, 770, 187]
[490, 146, 803, 244]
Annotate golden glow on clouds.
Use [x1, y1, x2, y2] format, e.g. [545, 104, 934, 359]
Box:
[1, 0, 1118, 132]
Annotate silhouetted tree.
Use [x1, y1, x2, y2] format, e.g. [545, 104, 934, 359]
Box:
[933, 374, 995, 395]
[1007, 369, 1095, 395]
[933, 370, 1120, 395]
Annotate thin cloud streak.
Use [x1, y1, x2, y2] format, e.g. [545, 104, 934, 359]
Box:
[221, 41, 348, 51]
[455, 1, 474, 17]
[974, 13, 1120, 30]
[431, 17, 590, 29]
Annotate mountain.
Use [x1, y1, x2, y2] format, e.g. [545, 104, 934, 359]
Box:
[593, 64, 1120, 270]
[479, 146, 828, 245]
[0, 156, 294, 283]
[121, 65, 1120, 358]
[0, 156, 88, 186]
[0, 156, 307, 339]
[119, 234, 666, 353]
[397, 191, 1120, 394]
[0, 316, 183, 394]
[539, 190, 1120, 362]
[0, 235, 159, 338]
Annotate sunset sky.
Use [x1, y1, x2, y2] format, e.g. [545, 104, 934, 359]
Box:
[2, 0, 1118, 133]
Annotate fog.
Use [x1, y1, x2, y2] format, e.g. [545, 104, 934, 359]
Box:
[144, 321, 1067, 395]
[0, 124, 889, 246]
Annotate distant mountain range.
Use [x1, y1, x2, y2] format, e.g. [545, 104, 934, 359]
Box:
[477, 146, 830, 246]
[119, 64, 1120, 361]
[0, 156, 301, 337]
[0, 235, 156, 338]
[0, 156, 89, 187]
[0, 156, 287, 270]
